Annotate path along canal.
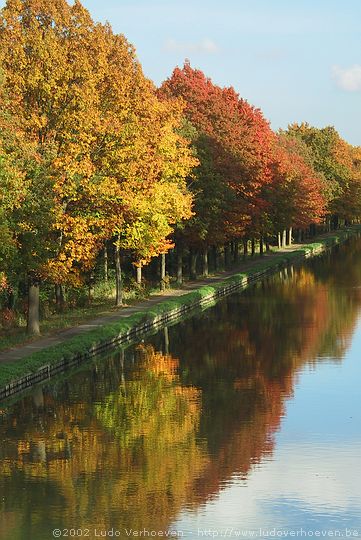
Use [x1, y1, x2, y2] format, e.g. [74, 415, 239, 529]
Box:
[1, 237, 361, 539]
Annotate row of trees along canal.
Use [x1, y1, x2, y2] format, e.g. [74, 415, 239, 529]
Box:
[1, 0, 361, 335]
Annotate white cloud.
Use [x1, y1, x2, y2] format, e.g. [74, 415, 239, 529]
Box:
[332, 64, 361, 92]
[163, 38, 219, 55]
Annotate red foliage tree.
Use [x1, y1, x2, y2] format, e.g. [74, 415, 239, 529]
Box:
[267, 134, 326, 237]
[160, 62, 275, 244]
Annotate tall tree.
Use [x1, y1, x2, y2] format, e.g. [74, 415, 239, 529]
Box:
[88, 29, 195, 300]
[160, 62, 274, 254]
[265, 134, 326, 240]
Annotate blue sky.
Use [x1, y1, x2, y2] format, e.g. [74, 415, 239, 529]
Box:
[2, 0, 361, 144]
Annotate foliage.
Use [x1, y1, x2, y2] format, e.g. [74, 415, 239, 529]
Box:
[159, 62, 275, 244]
[284, 123, 361, 222]
[265, 134, 327, 233]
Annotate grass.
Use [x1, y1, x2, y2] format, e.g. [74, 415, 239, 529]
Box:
[0, 225, 360, 391]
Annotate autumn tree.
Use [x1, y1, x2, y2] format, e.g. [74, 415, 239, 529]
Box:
[85, 27, 196, 302]
[0, 0, 122, 332]
[160, 61, 274, 271]
[265, 134, 326, 245]
[331, 143, 361, 224]
[113, 94, 195, 293]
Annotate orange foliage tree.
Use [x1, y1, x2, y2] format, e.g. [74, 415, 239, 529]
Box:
[160, 62, 276, 267]
[265, 134, 327, 243]
[0, 0, 195, 327]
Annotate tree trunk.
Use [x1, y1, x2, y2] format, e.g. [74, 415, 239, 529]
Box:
[27, 275, 40, 335]
[224, 243, 231, 267]
[190, 249, 198, 280]
[259, 237, 264, 256]
[202, 247, 209, 277]
[160, 253, 166, 291]
[212, 245, 218, 271]
[88, 272, 95, 304]
[115, 236, 122, 307]
[243, 239, 248, 259]
[176, 245, 183, 285]
[136, 265, 142, 285]
[61, 285, 66, 305]
[298, 229, 303, 243]
[326, 216, 331, 232]
[288, 227, 293, 246]
[7, 289, 15, 310]
[104, 245, 108, 282]
[88, 283, 94, 304]
[233, 240, 239, 263]
[251, 238, 255, 256]
[265, 236, 270, 251]
[55, 284, 63, 310]
[230, 241, 235, 260]
[277, 232, 281, 249]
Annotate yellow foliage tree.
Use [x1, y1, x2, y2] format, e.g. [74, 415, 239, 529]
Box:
[0, 0, 196, 327]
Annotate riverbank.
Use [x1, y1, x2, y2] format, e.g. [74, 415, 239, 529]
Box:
[0, 226, 360, 400]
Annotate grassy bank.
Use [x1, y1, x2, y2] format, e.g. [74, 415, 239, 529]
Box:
[0, 282, 158, 353]
[0, 226, 359, 397]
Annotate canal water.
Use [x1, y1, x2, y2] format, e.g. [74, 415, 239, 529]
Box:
[1, 239, 361, 540]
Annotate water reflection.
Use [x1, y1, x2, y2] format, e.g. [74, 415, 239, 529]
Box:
[1, 239, 361, 539]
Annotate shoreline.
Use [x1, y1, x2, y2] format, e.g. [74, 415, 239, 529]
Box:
[0, 226, 360, 402]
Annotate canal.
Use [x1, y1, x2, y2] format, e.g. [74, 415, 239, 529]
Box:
[1, 238, 361, 539]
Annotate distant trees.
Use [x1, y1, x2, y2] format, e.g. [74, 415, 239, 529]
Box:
[0, 0, 359, 334]
[285, 123, 361, 228]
